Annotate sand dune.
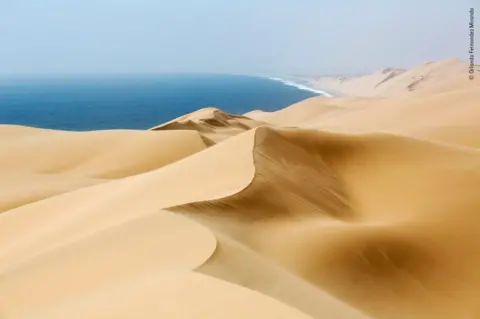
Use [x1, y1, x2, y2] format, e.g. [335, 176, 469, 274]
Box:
[0, 127, 369, 319]
[0, 128, 256, 272]
[1, 58, 479, 319]
[313, 67, 406, 97]
[313, 59, 472, 97]
[0, 211, 216, 318]
[255, 84, 480, 149]
[244, 97, 342, 127]
[171, 127, 480, 319]
[151, 107, 264, 144]
[10, 272, 320, 319]
[0, 126, 208, 212]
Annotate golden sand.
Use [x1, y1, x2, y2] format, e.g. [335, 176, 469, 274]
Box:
[1, 59, 479, 319]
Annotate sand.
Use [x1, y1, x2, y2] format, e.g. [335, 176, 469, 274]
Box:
[150, 107, 265, 144]
[1, 58, 479, 319]
[0, 126, 208, 212]
[311, 59, 474, 97]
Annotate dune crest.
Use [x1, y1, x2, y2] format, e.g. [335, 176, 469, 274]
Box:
[170, 126, 353, 221]
[151, 107, 264, 144]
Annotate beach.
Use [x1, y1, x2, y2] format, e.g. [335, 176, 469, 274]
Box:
[1, 58, 480, 319]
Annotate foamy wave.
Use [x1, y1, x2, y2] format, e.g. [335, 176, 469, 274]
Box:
[268, 77, 333, 97]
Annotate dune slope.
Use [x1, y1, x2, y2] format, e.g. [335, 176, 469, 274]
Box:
[256, 84, 480, 149]
[0, 126, 208, 212]
[0, 210, 216, 318]
[170, 126, 480, 319]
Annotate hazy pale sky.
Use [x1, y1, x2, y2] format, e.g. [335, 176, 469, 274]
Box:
[1, 0, 478, 75]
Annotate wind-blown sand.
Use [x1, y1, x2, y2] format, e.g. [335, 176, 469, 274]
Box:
[1, 58, 479, 319]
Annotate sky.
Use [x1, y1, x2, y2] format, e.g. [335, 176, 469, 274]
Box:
[0, 0, 478, 76]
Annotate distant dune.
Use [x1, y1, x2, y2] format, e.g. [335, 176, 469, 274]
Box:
[312, 58, 474, 97]
[1, 58, 479, 319]
[150, 107, 264, 144]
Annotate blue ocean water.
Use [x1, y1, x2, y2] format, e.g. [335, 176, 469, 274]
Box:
[0, 74, 324, 131]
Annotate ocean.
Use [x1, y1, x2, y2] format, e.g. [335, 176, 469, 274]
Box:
[0, 74, 328, 131]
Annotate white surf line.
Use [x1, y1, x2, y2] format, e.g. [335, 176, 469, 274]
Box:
[268, 77, 333, 97]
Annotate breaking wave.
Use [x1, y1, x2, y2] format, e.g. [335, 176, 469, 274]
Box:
[269, 77, 333, 97]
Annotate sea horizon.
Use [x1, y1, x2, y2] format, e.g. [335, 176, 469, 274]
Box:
[0, 73, 329, 131]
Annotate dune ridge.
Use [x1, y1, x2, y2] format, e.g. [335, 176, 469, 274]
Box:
[150, 107, 264, 144]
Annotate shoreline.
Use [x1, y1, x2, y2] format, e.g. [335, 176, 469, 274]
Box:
[265, 76, 335, 97]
